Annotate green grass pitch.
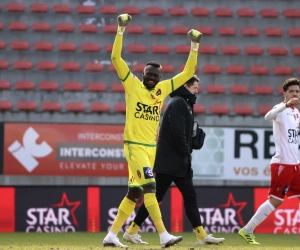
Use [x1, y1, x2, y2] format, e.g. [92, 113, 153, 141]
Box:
[0, 232, 299, 250]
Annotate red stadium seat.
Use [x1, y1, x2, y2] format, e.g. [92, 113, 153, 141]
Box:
[172, 26, 189, 35]
[0, 41, 5, 50]
[258, 106, 273, 115]
[149, 25, 167, 35]
[76, 5, 94, 14]
[122, 6, 141, 15]
[58, 42, 77, 52]
[13, 61, 33, 70]
[0, 23, 3, 30]
[85, 62, 104, 72]
[111, 83, 124, 92]
[234, 105, 254, 115]
[39, 81, 59, 91]
[114, 103, 126, 113]
[298, 67, 300, 75]
[218, 27, 236, 36]
[277, 86, 284, 94]
[260, 8, 279, 18]
[63, 82, 83, 92]
[128, 44, 147, 53]
[30, 3, 49, 13]
[9, 22, 27, 31]
[61, 62, 80, 71]
[15, 81, 34, 90]
[108, 64, 116, 72]
[10, 41, 29, 51]
[241, 27, 259, 36]
[221, 46, 240, 55]
[174, 45, 190, 54]
[206, 84, 225, 94]
[199, 45, 217, 54]
[145, 6, 164, 16]
[191, 7, 210, 16]
[288, 28, 300, 37]
[195, 26, 213, 35]
[17, 101, 37, 111]
[151, 44, 170, 54]
[253, 85, 273, 95]
[34, 41, 54, 51]
[32, 22, 51, 32]
[87, 82, 107, 92]
[6, 3, 25, 12]
[237, 8, 256, 17]
[214, 8, 233, 17]
[55, 23, 74, 33]
[42, 102, 62, 112]
[179, 65, 198, 73]
[79, 24, 97, 33]
[99, 5, 118, 14]
[264, 27, 283, 37]
[0, 60, 9, 69]
[283, 9, 300, 18]
[268, 46, 287, 56]
[81, 43, 100, 52]
[194, 104, 206, 114]
[168, 7, 187, 16]
[291, 47, 300, 56]
[244, 46, 264, 55]
[250, 66, 269, 75]
[161, 64, 175, 73]
[90, 103, 110, 113]
[273, 66, 293, 75]
[66, 102, 85, 112]
[127, 25, 144, 34]
[53, 4, 72, 13]
[226, 65, 245, 74]
[132, 63, 145, 73]
[229, 85, 249, 94]
[210, 104, 230, 115]
[0, 101, 13, 111]
[202, 64, 222, 74]
[37, 61, 57, 71]
[0, 80, 11, 90]
[102, 24, 117, 33]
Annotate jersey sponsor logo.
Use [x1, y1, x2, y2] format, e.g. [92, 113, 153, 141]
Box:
[287, 129, 299, 144]
[143, 167, 154, 179]
[156, 89, 161, 96]
[134, 102, 160, 122]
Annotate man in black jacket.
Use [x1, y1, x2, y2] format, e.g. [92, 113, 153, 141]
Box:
[123, 75, 225, 245]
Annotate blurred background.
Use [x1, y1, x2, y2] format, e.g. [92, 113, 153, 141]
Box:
[0, 0, 299, 235]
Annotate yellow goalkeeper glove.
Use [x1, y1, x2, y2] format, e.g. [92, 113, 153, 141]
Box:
[187, 29, 203, 51]
[117, 14, 132, 35]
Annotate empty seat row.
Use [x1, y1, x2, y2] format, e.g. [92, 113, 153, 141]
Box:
[1, 22, 300, 37]
[2, 3, 300, 18]
[0, 100, 110, 113]
[0, 100, 277, 116]
[0, 60, 298, 75]
[0, 61, 104, 72]
[2, 41, 300, 56]
[0, 80, 288, 96]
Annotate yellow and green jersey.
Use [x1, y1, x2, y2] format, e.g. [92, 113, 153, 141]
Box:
[111, 34, 198, 146]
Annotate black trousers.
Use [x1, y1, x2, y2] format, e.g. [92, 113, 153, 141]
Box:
[134, 173, 202, 228]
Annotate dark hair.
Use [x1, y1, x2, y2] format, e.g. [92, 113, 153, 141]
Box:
[283, 78, 300, 92]
[145, 61, 162, 69]
[185, 75, 200, 87]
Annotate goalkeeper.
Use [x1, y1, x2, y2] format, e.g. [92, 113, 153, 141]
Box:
[103, 14, 202, 248]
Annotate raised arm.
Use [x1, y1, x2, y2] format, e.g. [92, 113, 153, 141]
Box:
[167, 30, 202, 93]
[111, 14, 132, 81]
[265, 98, 299, 121]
